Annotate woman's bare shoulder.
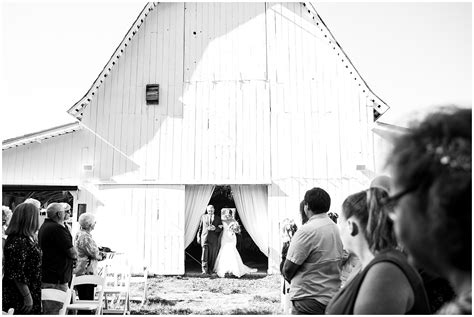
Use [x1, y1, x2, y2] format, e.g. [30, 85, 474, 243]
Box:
[354, 261, 414, 314]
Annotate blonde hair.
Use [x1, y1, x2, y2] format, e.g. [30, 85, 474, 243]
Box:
[24, 198, 41, 209]
[5, 203, 39, 237]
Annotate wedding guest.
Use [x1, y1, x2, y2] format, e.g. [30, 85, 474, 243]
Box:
[2, 203, 42, 314]
[2, 206, 12, 245]
[339, 250, 361, 289]
[60, 202, 73, 234]
[280, 218, 298, 272]
[370, 174, 456, 312]
[24, 198, 41, 210]
[283, 188, 343, 314]
[369, 175, 392, 192]
[327, 212, 338, 224]
[2, 206, 13, 276]
[386, 107, 471, 314]
[280, 218, 298, 314]
[326, 188, 430, 314]
[299, 200, 308, 225]
[74, 213, 105, 304]
[39, 202, 77, 314]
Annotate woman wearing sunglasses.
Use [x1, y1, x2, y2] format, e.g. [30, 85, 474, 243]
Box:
[387, 107, 471, 314]
[326, 187, 430, 314]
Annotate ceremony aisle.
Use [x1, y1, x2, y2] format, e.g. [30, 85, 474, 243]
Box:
[129, 274, 281, 314]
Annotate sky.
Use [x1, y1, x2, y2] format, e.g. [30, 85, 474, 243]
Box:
[0, 2, 472, 140]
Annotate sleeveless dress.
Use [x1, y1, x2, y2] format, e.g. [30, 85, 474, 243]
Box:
[325, 249, 430, 314]
[213, 220, 257, 278]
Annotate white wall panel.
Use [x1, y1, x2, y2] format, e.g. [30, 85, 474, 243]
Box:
[80, 184, 185, 275]
[184, 2, 266, 82]
[2, 132, 82, 185]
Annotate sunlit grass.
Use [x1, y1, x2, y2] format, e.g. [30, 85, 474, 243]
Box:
[129, 274, 282, 315]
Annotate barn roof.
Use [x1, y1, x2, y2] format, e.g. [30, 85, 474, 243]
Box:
[67, 2, 388, 121]
[2, 122, 82, 150]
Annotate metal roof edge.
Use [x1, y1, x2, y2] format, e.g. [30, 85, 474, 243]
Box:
[2, 121, 82, 150]
[305, 2, 390, 116]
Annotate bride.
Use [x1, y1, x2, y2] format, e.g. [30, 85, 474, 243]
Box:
[213, 208, 258, 278]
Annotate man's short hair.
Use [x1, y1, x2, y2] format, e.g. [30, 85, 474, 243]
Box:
[46, 202, 64, 219]
[304, 187, 331, 214]
[60, 202, 71, 212]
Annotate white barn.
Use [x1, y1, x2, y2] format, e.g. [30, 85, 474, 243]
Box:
[2, 2, 389, 275]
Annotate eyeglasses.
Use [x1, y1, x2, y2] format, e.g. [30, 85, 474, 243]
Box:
[381, 185, 418, 220]
[381, 186, 418, 207]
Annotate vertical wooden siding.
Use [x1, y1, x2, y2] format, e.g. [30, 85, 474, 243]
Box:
[79, 3, 186, 183]
[184, 2, 266, 82]
[265, 3, 374, 273]
[2, 131, 83, 185]
[78, 184, 185, 275]
[78, 2, 271, 184]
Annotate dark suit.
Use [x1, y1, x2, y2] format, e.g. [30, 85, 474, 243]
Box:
[196, 213, 223, 274]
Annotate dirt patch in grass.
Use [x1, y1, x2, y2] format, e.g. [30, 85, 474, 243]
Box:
[129, 274, 282, 315]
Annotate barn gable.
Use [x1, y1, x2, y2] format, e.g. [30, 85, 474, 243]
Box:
[68, 2, 388, 121]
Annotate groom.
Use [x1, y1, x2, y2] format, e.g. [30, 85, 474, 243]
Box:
[196, 205, 223, 275]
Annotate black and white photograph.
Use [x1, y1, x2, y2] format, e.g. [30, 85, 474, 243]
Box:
[1, 1, 471, 315]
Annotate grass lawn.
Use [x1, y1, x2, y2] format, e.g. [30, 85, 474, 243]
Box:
[129, 274, 282, 315]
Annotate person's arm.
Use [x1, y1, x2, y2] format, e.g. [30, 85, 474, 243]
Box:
[214, 218, 223, 233]
[282, 259, 301, 282]
[280, 243, 289, 274]
[66, 246, 77, 260]
[282, 230, 309, 283]
[13, 280, 33, 313]
[55, 226, 77, 260]
[5, 238, 33, 313]
[197, 216, 203, 244]
[354, 262, 414, 314]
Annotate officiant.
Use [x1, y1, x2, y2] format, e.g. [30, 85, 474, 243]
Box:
[196, 205, 223, 275]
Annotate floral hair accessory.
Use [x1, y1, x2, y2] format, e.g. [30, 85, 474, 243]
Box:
[426, 138, 471, 171]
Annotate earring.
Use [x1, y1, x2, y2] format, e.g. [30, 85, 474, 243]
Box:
[350, 222, 359, 236]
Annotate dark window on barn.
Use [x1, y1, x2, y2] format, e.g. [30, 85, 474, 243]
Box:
[146, 84, 159, 105]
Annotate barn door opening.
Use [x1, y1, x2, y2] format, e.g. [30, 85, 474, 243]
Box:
[2, 185, 77, 228]
[185, 185, 268, 274]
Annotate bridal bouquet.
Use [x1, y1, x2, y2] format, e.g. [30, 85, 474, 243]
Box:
[228, 221, 241, 234]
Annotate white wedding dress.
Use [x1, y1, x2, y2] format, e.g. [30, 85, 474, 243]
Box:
[213, 220, 258, 278]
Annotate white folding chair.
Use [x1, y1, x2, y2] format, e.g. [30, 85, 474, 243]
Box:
[41, 288, 72, 315]
[103, 264, 131, 314]
[66, 274, 105, 315]
[129, 266, 148, 310]
[1, 308, 14, 315]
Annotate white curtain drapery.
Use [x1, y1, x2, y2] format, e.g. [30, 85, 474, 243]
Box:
[230, 185, 269, 256]
[184, 185, 215, 248]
